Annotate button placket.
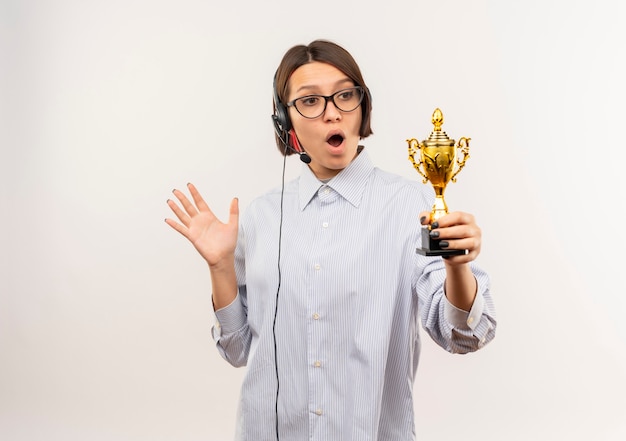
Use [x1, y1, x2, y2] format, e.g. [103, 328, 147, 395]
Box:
[308, 185, 336, 426]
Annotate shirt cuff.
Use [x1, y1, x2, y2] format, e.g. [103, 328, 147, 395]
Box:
[213, 293, 247, 336]
[444, 291, 485, 332]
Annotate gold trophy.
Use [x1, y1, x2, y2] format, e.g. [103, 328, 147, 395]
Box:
[407, 108, 470, 256]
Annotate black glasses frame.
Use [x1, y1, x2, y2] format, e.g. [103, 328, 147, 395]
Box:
[286, 86, 364, 119]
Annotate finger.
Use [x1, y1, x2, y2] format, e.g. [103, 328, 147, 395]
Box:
[164, 217, 190, 240]
[187, 182, 214, 214]
[442, 252, 475, 265]
[167, 198, 191, 227]
[228, 197, 239, 227]
[172, 188, 199, 217]
[440, 237, 481, 254]
[432, 224, 481, 241]
[418, 211, 431, 225]
[440, 239, 481, 265]
[435, 211, 475, 228]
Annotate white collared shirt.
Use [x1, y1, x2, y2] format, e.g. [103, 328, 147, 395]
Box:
[213, 149, 496, 441]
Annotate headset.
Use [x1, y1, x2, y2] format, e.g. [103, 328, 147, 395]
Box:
[271, 72, 312, 164]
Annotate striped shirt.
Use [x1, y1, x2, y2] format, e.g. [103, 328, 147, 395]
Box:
[212, 149, 496, 441]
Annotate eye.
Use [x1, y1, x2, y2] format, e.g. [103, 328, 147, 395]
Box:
[336, 89, 356, 101]
[298, 96, 322, 107]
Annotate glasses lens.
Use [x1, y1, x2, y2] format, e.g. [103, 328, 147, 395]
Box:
[333, 87, 364, 112]
[294, 95, 325, 119]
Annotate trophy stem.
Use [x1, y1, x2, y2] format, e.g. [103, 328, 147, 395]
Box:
[431, 191, 448, 223]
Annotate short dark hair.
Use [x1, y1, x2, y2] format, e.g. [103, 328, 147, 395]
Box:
[273, 39, 373, 155]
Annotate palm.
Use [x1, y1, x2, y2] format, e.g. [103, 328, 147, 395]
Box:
[187, 209, 237, 265]
[166, 183, 239, 266]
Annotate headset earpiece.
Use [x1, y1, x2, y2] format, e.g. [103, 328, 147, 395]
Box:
[272, 73, 292, 133]
[272, 72, 311, 164]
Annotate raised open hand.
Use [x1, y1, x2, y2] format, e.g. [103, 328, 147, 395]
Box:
[165, 183, 239, 268]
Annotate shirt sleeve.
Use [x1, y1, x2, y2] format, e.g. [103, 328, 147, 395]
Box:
[415, 256, 497, 354]
[210, 223, 252, 368]
[211, 290, 251, 367]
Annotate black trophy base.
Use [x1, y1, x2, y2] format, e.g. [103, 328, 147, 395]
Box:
[416, 227, 468, 257]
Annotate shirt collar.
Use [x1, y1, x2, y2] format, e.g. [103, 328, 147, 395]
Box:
[298, 148, 374, 210]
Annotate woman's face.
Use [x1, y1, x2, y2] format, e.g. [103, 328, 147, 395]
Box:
[287, 62, 363, 180]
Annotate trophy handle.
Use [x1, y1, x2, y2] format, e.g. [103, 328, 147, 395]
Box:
[450, 137, 471, 183]
[406, 138, 429, 183]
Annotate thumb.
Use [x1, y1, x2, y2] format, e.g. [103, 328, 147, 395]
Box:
[228, 197, 239, 226]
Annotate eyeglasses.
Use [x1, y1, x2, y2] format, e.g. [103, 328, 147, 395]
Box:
[286, 86, 364, 119]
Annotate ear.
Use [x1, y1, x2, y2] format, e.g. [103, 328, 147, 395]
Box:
[288, 129, 302, 152]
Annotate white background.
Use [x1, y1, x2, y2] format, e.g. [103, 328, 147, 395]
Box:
[1, 1, 625, 440]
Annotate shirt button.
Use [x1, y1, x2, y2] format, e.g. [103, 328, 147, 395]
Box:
[314, 264, 321, 271]
[323, 188, 330, 195]
[314, 360, 321, 368]
[322, 222, 329, 228]
[312, 313, 320, 320]
[467, 316, 474, 325]
[315, 409, 323, 416]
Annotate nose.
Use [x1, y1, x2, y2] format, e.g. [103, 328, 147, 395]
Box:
[323, 98, 342, 121]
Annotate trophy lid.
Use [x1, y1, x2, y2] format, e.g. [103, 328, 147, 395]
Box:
[423, 108, 455, 147]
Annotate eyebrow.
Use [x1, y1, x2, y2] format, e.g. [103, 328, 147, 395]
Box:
[294, 78, 354, 95]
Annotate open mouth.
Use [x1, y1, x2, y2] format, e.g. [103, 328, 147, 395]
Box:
[327, 134, 344, 147]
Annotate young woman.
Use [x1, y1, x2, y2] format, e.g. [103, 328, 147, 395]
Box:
[166, 39, 496, 441]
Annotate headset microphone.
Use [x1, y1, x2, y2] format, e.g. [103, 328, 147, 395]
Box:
[288, 129, 311, 163]
[299, 152, 312, 164]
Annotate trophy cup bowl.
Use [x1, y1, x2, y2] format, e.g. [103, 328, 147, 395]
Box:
[407, 108, 470, 256]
